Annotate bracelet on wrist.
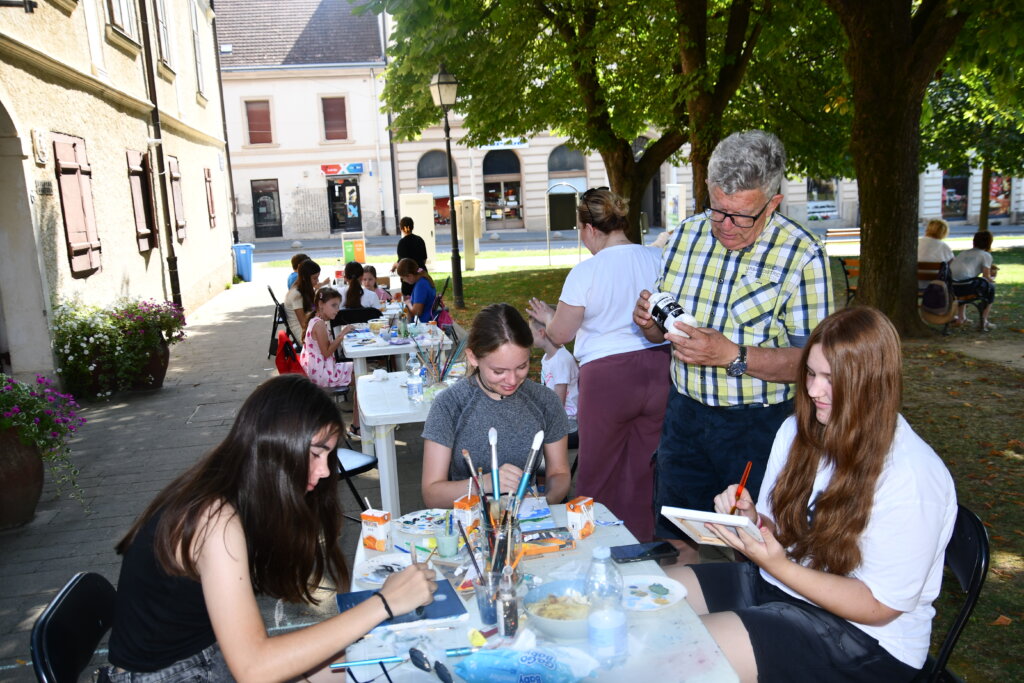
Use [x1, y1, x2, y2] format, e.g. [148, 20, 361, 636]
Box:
[373, 591, 394, 619]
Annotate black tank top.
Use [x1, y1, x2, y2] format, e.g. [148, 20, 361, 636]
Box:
[108, 510, 217, 672]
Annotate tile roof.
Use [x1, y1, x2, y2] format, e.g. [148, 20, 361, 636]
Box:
[215, 0, 384, 68]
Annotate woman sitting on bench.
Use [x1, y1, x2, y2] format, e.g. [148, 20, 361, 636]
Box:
[668, 307, 957, 682]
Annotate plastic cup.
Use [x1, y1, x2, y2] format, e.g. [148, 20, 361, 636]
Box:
[473, 572, 499, 626]
[435, 532, 459, 558]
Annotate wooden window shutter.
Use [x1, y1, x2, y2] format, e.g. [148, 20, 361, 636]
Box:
[167, 155, 187, 240]
[322, 97, 347, 140]
[204, 167, 216, 228]
[53, 134, 101, 276]
[245, 101, 272, 144]
[127, 150, 156, 251]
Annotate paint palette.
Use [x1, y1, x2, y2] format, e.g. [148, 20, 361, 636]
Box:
[621, 574, 687, 612]
[395, 508, 449, 535]
[353, 553, 412, 586]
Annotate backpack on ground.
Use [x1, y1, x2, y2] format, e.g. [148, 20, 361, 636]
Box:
[920, 278, 957, 325]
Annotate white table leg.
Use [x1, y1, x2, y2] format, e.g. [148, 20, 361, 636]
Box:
[374, 424, 400, 516]
[353, 357, 369, 378]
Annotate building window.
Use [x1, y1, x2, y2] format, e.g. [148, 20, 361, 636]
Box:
[205, 168, 216, 228]
[806, 178, 838, 220]
[167, 156, 186, 239]
[127, 150, 157, 252]
[245, 100, 272, 144]
[483, 150, 523, 229]
[106, 0, 138, 39]
[189, 0, 205, 96]
[322, 97, 348, 141]
[941, 170, 968, 220]
[416, 151, 458, 225]
[53, 134, 101, 276]
[153, 0, 171, 65]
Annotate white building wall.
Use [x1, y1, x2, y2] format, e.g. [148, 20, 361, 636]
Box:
[222, 65, 393, 240]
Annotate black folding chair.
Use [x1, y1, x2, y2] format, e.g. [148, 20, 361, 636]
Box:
[915, 504, 990, 682]
[268, 286, 303, 357]
[31, 572, 116, 683]
[337, 436, 379, 522]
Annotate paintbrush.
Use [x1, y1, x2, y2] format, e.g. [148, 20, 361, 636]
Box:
[461, 449, 483, 496]
[512, 430, 545, 519]
[488, 427, 500, 500]
[457, 519, 483, 580]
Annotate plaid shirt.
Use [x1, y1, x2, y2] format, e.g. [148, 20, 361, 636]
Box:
[657, 211, 833, 407]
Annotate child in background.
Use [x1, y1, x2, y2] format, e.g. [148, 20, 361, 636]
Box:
[300, 286, 361, 440]
[530, 317, 579, 449]
[361, 265, 392, 303]
[286, 253, 309, 289]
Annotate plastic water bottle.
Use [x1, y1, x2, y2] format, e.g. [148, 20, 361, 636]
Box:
[407, 358, 424, 403]
[586, 545, 628, 667]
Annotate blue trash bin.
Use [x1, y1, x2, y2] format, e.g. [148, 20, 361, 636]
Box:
[232, 243, 254, 282]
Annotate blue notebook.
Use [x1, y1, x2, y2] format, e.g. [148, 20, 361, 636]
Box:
[336, 577, 468, 633]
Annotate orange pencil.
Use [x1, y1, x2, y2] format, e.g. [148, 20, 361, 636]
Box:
[728, 460, 753, 515]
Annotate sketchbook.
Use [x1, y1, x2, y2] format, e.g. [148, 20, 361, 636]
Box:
[660, 505, 764, 547]
[336, 577, 468, 633]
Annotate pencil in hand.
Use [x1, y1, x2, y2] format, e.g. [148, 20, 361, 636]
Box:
[728, 460, 753, 516]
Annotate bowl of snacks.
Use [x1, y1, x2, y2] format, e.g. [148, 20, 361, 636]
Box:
[524, 579, 589, 640]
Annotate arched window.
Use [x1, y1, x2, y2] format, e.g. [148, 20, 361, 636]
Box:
[483, 150, 523, 229]
[417, 150, 459, 225]
[548, 145, 585, 173]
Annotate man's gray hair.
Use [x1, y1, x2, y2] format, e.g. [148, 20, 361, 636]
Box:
[708, 130, 786, 197]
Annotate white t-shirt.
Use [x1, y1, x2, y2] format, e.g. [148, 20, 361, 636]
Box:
[339, 285, 381, 309]
[917, 237, 953, 263]
[284, 287, 305, 344]
[558, 244, 666, 365]
[540, 347, 579, 422]
[755, 415, 956, 668]
[950, 248, 992, 281]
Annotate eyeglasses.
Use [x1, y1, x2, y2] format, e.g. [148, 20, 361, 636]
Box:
[578, 186, 610, 228]
[335, 646, 471, 683]
[704, 199, 773, 229]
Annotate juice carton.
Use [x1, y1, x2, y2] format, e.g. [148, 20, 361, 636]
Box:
[453, 494, 481, 534]
[360, 508, 391, 552]
[566, 496, 595, 540]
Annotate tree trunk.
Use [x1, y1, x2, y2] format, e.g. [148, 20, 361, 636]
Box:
[978, 164, 991, 232]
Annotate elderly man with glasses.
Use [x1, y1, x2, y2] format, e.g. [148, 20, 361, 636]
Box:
[633, 130, 833, 563]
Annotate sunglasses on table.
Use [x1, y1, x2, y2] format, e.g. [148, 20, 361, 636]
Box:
[703, 198, 774, 229]
[334, 646, 477, 683]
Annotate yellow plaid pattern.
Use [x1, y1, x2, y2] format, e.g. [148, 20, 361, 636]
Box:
[656, 212, 833, 407]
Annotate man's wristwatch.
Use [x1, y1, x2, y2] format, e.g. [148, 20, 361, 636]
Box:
[726, 345, 748, 377]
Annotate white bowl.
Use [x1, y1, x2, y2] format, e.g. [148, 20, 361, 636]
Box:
[524, 579, 589, 640]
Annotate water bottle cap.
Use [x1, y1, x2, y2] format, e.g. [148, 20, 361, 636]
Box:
[592, 545, 610, 560]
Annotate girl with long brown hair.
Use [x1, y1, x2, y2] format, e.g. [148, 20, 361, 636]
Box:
[104, 375, 435, 681]
[421, 303, 571, 507]
[395, 257, 437, 323]
[668, 307, 956, 682]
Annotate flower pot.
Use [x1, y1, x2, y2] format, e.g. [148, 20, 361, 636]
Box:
[0, 428, 45, 530]
[131, 341, 171, 390]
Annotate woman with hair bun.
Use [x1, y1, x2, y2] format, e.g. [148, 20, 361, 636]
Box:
[527, 188, 670, 541]
[668, 307, 956, 682]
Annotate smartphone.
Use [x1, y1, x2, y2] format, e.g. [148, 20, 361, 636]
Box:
[610, 541, 679, 565]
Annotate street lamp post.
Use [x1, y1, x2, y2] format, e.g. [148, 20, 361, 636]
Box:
[430, 65, 464, 309]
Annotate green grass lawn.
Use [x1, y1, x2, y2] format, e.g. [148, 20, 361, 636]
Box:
[446, 247, 1023, 680]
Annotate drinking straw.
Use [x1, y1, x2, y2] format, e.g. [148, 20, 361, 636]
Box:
[363, 496, 372, 510]
[457, 520, 483, 579]
[728, 460, 754, 515]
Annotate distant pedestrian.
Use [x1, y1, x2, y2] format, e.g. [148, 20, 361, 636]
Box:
[392, 216, 428, 298]
[104, 374, 436, 681]
[917, 218, 954, 265]
[950, 231, 997, 331]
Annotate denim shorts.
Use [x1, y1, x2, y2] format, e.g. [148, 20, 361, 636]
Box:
[100, 643, 234, 682]
[691, 562, 920, 682]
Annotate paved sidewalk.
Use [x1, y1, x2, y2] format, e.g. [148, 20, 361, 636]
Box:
[0, 266, 428, 681]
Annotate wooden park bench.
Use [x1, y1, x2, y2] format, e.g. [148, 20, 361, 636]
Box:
[825, 227, 861, 242]
[837, 257, 859, 305]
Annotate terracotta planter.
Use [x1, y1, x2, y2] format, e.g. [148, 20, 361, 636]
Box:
[0, 428, 44, 530]
[131, 340, 170, 390]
